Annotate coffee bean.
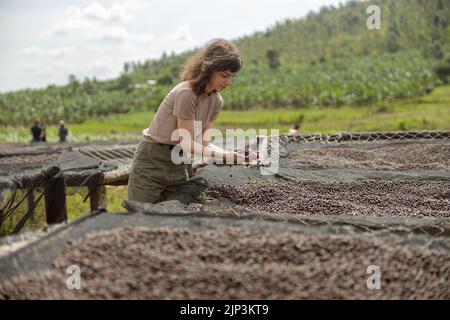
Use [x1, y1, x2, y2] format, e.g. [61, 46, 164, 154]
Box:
[288, 143, 450, 171]
[0, 227, 448, 299]
[207, 180, 450, 218]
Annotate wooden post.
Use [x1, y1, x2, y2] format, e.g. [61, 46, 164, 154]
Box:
[89, 184, 106, 212]
[44, 176, 68, 224]
[27, 187, 36, 224]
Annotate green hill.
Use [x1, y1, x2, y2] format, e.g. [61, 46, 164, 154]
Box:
[1, 0, 449, 126]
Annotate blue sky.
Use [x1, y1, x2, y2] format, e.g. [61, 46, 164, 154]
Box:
[0, 0, 345, 93]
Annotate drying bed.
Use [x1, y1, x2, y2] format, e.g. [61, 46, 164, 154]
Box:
[0, 213, 449, 299]
[206, 179, 450, 218]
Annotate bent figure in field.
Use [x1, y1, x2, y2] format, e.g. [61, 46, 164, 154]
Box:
[58, 120, 68, 142]
[40, 121, 47, 142]
[127, 39, 257, 206]
[289, 123, 301, 135]
[30, 120, 42, 143]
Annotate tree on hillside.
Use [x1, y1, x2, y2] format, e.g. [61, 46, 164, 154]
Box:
[82, 77, 97, 95]
[434, 55, 450, 84]
[118, 73, 133, 92]
[68, 74, 79, 95]
[123, 62, 130, 74]
[266, 49, 280, 70]
[386, 22, 401, 53]
[157, 68, 174, 85]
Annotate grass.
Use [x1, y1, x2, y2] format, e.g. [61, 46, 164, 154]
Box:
[1, 85, 450, 143]
[0, 186, 127, 236]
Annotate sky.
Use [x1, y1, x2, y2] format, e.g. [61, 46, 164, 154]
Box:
[0, 0, 345, 93]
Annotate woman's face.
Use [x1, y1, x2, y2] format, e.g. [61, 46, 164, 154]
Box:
[208, 70, 237, 92]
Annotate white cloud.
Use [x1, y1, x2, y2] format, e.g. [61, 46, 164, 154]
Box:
[48, 5, 93, 35]
[89, 59, 120, 78]
[46, 1, 154, 50]
[134, 33, 155, 45]
[83, 2, 133, 22]
[21, 46, 45, 57]
[163, 25, 195, 43]
[48, 0, 149, 35]
[120, 0, 148, 11]
[47, 47, 74, 58]
[18, 64, 40, 72]
[21, 46, 73, 58]
[84, 44, 104, 52]
[88, 26, 130, 42]
[86, 26, 155, 45]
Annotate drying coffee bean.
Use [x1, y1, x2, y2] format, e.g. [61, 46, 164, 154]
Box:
[207, 180, 450, 218]
[288, 142, 450, 171]
[0, 226, 448, 299]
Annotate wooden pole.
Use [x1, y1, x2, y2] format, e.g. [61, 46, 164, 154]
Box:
[89, 184, 106, 212]
[44, 176, 68, 224]
[27, 187, 36, 224]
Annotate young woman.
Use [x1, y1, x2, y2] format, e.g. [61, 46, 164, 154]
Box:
[128, 39, 254, 205]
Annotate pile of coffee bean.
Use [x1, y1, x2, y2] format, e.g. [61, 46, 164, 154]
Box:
[0, 154, 58, 166]
[207, 180, 450, 218]
[288, 143, 450, 170]
[0, 226, 448, 299]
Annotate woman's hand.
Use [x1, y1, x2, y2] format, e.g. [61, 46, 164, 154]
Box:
[225, 151, 246, 164]
[214, 150, 258, 165]
[246, 151, 259, 164]
[227, 151, 259, 165]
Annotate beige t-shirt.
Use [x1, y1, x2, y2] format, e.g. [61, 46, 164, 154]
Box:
[142, 81, 223, 145]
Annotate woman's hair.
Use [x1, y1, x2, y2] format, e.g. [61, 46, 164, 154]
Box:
[181, 38, 243, 95]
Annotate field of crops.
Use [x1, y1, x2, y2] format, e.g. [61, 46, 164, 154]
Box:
[223, 50, 438, 109]
[0, 49, 441, 127]
[1, 83, 450, 144]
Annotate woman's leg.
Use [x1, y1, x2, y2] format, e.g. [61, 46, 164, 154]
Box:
[160, 164, 209, 205]
[127, 141, 168, 203]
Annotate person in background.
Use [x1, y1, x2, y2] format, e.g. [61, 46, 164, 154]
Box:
[58, 120, 69, 142]
[30, 120, 42, 143]
[289, 123, 300, 135]
[39, 121, 47, 142]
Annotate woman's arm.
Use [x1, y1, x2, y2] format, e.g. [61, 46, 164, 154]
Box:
[202, 121, 228, 153]
[177, 118, 245, 164]
[203, 121, 259, 163]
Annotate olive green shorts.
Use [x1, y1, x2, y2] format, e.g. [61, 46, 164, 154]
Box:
[127, 140, 208, 204]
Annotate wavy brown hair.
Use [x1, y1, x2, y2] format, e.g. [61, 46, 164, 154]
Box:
[181, 39, 243, 95]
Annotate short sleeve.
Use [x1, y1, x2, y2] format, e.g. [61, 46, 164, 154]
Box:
[209, 94, 223, 123]
[172, 89, 197, 119]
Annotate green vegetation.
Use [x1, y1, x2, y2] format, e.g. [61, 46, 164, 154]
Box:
[1, 84, 449, 143]
[0, 186, 127, 236]
[63, 85, 450, 133]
